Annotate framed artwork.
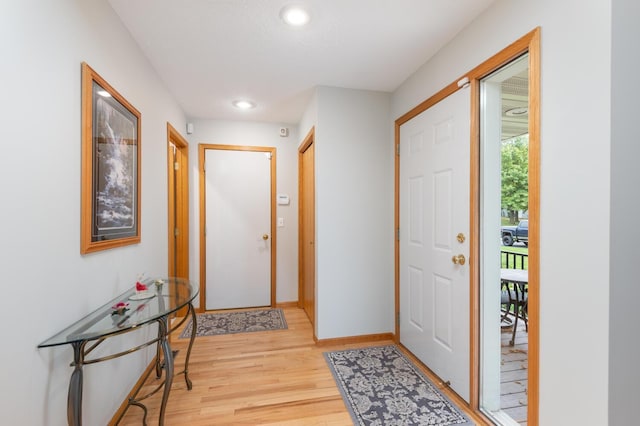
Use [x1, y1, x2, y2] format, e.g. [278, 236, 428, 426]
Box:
[81, 62, 141, 254]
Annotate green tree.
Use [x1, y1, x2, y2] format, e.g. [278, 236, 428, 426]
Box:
[501, 135, 528, 223]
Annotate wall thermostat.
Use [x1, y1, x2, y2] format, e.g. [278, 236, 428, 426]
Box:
[279, 127, 289, 137]
[277, 194, 290, 205]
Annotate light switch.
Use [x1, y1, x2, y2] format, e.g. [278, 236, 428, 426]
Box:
[277, 217, 284, 227]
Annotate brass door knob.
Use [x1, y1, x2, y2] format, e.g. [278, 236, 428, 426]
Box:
[452, 254, 466, 265]
[262, 234, 269, 240]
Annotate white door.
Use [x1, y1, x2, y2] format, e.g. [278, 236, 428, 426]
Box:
[204, 148, 272, 310]
[399, 87, 470, 402]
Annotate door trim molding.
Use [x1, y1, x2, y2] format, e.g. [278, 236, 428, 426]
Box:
[298, 127, 316, 338]
[167, 123, 190, 315]
[198, 144, 277, 311]
[394, 27, 540, 425]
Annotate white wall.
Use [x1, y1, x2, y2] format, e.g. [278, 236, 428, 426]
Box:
[0, 0, 186, 424]
[392, 0, 612, 423]
[187, 120, 300, 304]
[298, 89, 318, 146]
[610, 0, 640, 424]
[309, 87, 394, 339]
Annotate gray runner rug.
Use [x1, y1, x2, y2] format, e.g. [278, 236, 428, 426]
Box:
[179, 308, 287, 338]
[324, 345, 473, 425]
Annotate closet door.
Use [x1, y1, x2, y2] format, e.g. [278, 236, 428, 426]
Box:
[204, 148, 273, 310]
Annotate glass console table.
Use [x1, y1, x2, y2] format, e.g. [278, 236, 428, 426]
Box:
[38, 277, 198, 426]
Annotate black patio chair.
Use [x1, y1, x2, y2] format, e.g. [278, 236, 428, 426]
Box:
[501, 279, 528, 346]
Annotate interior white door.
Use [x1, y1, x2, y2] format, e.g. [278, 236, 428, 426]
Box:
[205, 148, 272, 310]
[399, 87, 470, 402]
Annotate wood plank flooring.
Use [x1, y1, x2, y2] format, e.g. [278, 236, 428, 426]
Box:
[500, 320, 528, 425]
[116, 307, 480, 425]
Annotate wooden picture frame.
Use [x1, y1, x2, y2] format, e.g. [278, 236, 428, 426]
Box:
[81, 62, 141, 254]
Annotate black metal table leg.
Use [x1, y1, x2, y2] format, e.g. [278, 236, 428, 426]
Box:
[158, 318, 174, 426]
[509, 282, 523, 346]
[68, 341, 85, 426]
[183, 302, 197, 389]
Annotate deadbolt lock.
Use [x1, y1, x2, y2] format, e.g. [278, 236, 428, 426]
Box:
[456, 233, 465, 243]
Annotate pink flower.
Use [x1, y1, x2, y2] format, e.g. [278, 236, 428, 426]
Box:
[111, 301, 130, 315]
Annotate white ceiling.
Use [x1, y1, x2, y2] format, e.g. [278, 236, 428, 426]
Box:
[108, 0, 497, 124]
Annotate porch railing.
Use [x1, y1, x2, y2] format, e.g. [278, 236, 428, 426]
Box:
[501, 250, 528, 270]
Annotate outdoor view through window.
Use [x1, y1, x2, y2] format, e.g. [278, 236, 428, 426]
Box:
[480, 52, 530, 426]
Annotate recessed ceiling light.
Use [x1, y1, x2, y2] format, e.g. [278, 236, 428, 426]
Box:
[232, 100, 256, 110]
[280, 5, 310, 27]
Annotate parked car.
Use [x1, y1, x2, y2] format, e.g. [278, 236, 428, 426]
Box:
[501, 220, 528, 246]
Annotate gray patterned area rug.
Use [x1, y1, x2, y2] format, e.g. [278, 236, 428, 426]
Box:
[179, 308, 287, 338]
[324, 345, 473, 426]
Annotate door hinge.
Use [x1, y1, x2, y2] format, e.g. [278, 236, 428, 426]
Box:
[174, 161, 179, 171]
[396, 144, 400, 156]
[396, 228, 400, 241]
[397, 312, 400, 325]
[174, 227, 179, 237]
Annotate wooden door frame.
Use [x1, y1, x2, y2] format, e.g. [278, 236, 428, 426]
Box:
[167, 123, 190, 315]
[198, 144, 277, 312]
[298, 127, 315, 337]
[394, 28, 540, 425]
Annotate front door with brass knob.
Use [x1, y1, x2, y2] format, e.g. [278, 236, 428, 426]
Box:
[452, 254, 466, 265]
[399, 87, 471, 402]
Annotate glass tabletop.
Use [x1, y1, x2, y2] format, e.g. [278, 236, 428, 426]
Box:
[38, 277, 198, 348]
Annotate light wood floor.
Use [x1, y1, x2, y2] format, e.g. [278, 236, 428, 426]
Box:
[116, 307, 480, 425]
